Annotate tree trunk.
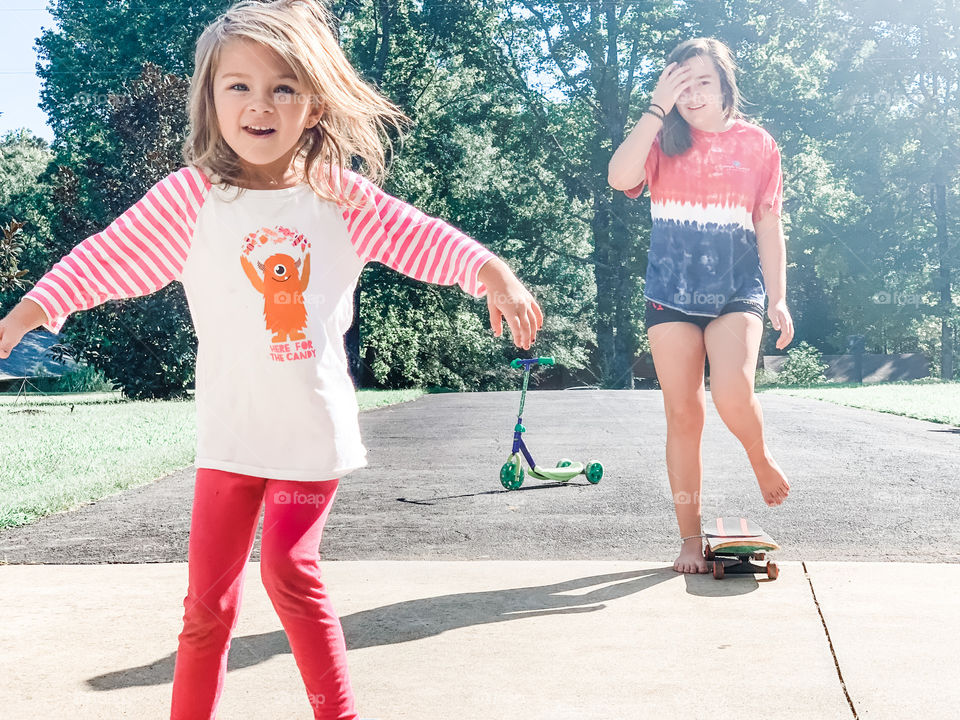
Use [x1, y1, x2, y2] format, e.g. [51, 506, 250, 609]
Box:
[345, 283, 368, 386]
[344, 0, 395, 388]
[592, 179, 618, 384]
[932, 181, 953, 380]
[590, 1, 637, 388]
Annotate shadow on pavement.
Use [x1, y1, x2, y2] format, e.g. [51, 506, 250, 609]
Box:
[682, 572, 771, 597]
[396, 481, 588, 505]
[84, 567, 674, 691]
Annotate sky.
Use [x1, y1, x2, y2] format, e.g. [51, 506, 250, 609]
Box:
[0, 0, 56, 143]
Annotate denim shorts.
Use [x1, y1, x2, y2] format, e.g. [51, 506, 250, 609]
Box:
[644, 299, 764, 330]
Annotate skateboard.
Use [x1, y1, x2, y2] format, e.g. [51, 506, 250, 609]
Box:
[703, 517, 780, 580]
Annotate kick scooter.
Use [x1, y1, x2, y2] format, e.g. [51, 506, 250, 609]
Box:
[499, 357, 604, 490]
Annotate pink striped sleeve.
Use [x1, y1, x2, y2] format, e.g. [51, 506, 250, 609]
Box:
[337, 170, 496, 297]
[22, 167, 211, 334]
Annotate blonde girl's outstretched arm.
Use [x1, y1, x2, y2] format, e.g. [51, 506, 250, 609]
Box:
[338, 169, 497, 297]
[337, 169, 543, 349]
[18, 167, 210, 335]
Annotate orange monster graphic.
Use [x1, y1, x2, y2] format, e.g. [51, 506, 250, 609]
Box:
[239, 226, 313, 343]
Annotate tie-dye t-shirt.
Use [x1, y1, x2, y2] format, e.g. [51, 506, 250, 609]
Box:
[626, 118, 783, 316]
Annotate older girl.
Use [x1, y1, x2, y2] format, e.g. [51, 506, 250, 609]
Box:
[609, 37, 793, 574]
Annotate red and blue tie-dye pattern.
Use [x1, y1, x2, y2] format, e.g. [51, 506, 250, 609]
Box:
[626, 119, 783, 317]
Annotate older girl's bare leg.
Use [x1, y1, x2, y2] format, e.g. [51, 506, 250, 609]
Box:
[703, 313, 790, 506]
[648, 321, 710, 573]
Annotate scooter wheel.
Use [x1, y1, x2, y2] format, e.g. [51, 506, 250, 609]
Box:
[557, 458, 574, 468]
[500, 459, 525, 490]
[585, 461, 603, 484]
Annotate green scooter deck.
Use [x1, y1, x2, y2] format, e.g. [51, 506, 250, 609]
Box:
[527, 464, 584, 482]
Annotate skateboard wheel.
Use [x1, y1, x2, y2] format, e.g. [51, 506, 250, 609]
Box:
[713, 561, 724, 579]
[766, 562, 779, 580]
[585, 461, 603, 484]
[754, 552, 766, 561]
[704, 545, 714, 561]
[557, 458, 573, 468]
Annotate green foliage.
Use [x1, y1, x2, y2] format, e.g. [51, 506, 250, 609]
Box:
[0, 130, 54, 310]
[776, 341, 828, 386]
[0, 129, 51, 209]
[11, 0, 959, 394]
[754, 366, 779, 388]
[50, 364, 115, 393]
[0, 220, 29, 293]
[359, 265, 512, 390]
[61, 287, 196, 399]
[340, 0, 598, 386]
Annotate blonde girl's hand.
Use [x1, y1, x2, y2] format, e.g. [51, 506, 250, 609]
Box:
[649, 61, 694, 115]
[768, 300, 795, 350]
[0, 316, 23, 359]
[478, 258, 544, 350]
[0, 299, 46, 359]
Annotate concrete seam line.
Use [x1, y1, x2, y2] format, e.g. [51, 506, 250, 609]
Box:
[803, 561, 859, 719]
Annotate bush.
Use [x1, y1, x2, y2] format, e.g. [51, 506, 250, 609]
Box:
[50, 363, 115, 393]
[776, 341, 829, 386]
[755, 366, 779, 388]
[60, 286, 197, 400]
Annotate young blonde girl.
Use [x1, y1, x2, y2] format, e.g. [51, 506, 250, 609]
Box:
[608, 38, 793, 574]
[0, 1, 542, 717]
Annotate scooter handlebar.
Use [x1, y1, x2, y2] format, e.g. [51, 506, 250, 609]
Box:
[510, 357, 555, 369]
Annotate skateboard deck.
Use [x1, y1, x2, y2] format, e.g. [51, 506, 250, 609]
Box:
[704, 516, 779, 554]
[704, 517, 780, 580]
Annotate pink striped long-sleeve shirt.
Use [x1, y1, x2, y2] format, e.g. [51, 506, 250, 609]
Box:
[23, 166, 496, 481]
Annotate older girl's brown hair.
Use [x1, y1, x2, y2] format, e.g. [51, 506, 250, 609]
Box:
[659, 37, 745, 157]
[182, 0, 409, 203]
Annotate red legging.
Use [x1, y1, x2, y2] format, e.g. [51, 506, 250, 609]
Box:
[170, 468, 356, 720]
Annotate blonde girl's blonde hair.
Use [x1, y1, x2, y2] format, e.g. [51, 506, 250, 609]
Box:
[182, 0, 409, 204]
[659, 37, 746, 157]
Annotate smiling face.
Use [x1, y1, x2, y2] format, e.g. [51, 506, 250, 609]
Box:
[213, 38, 323, 188]
[675, 54, 730, 132]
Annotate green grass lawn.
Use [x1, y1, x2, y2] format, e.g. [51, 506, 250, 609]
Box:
[761, 380, 960, 426]
[0, 389, 424, 530]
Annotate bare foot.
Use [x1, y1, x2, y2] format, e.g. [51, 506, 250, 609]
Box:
[674, 538, 708, 573]
[753, 452, 790, 506]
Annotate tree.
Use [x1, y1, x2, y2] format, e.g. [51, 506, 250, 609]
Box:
[0, 130, 54, 314]
[335, 0, 597, 388]
[827, 0, 959, 377]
